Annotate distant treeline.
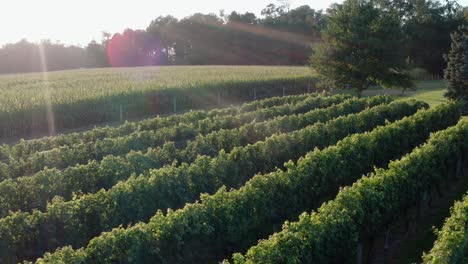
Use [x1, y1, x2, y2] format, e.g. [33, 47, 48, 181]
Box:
[0, 1, 465, 75]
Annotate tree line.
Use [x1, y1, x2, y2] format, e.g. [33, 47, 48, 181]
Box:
[310, 0, 466, 96]
[0, 1, 465, 77]
[0, 3, 323, 74]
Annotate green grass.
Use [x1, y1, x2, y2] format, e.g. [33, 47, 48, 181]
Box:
[335, 80, 448, 107]
[395, 80, 448, 107]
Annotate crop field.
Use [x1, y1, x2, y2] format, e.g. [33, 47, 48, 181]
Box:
[0, 66, 315, 139]
[0, 0, 465, 261]
[0, 91, 465, 264]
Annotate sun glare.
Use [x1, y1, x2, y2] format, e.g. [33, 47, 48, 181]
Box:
[38, 43, 56, 136]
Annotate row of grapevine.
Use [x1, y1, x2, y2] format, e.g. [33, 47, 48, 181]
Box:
[232, 117, 467, 264]
[238, 93, 315, 112]
[28, 103, 460, 263]
[0, 94, 350, 180]
[0, 96, 391, 216]
[423, 193, 468, 264]
[0, 99, 424, 262]
[0, 93, 315, 161]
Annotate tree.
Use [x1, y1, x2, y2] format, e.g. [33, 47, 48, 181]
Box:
[310, 0, 415, 96]
[377, 0, 465, 76]
[171, 13, 226, 65]
[402, 0, 464, 76]
[85, 40, 109, 68]
[444, 25, 467, 100]
[106, 29, 161, 67]
[147, 16, 179, 64]
[261, 4, 286, 20]
[0, 39, 86, 74]
[227, 11, 257, 24]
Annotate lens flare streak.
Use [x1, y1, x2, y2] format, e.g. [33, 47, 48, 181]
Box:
[38, 43, 56, 136]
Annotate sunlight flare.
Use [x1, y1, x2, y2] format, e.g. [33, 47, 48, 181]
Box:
[38, 42, 56, 136]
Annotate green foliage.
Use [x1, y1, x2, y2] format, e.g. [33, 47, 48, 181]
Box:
[0, 93, 314, 161]
[0, 97, 420, 262]
[409, 67, 432, 80]
[0, 94, 357, 216]
[310, 0, 415, 96]
[398, 0, 465, 76]
[234, 116, 467, 264]
[0, 66, 316, 139]
[444, 25, 468, 101]
[32, 101, 458, 264]
[374, 0, 466, 76]
[1, 93, 345, 180]
[423, 193, 468, 264]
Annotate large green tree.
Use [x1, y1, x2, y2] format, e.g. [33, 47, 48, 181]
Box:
[380, 0, 465, 76]
[444, 25, 467, 100]
[310, 0, 414, 96]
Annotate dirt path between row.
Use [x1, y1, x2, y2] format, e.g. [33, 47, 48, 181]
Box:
[368, 160, 468, 264]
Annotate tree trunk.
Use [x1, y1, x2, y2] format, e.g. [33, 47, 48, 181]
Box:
[357, 89, 363, 98]
[401, 88, 406, 96]
[357, 82, 371, 98]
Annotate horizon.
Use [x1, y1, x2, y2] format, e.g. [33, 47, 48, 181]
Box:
[1, 0, 342, 47]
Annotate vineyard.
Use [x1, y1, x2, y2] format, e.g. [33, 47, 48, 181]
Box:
[0, 92, 466, 264]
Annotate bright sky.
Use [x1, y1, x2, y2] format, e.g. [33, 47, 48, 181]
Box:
[0, 0, 342, 46]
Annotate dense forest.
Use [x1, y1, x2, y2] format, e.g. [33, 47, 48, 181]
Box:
[0, 0, 465, 76]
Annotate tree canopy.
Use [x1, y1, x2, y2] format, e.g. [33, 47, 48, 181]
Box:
[310, 0, 415, 96]
[0, 1, 465, 75]
[444, 25, 467, 100]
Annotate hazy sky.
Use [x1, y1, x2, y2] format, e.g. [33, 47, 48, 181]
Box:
[0, 0, 343, 46]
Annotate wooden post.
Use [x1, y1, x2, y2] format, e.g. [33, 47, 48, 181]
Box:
[464, 155, 468, 177]
[418, 191, 428, 219]
[119, 105, 123, 122]
[384, 228, 390, 251]
[428, 187, 434, 208]
[403, 208, 410, 237]
[356, 242, 363, 264]
[173, 95, 177, 113]
[282, 87, 285, 97]
[456, 155, 463, 178]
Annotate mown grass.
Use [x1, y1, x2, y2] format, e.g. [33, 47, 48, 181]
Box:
[335, 80, 447, 107]
[395, 80, 447, 107]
